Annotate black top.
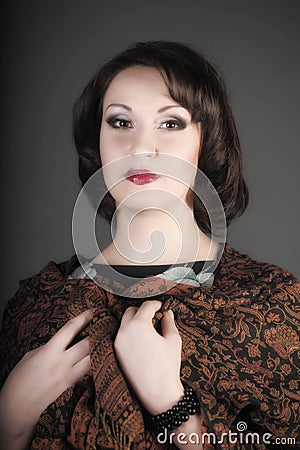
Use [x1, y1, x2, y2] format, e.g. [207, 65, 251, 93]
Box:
[92, 260, 213, 278]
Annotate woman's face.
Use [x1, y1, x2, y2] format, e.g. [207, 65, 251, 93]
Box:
[99, 65, 202, 212]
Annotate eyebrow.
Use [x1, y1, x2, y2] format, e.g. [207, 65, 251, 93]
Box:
[105, 103, 132, 112]
[105, 103, 185, 113]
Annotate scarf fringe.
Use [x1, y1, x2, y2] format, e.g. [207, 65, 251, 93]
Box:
[100, 410, 134, 450]
[92, 397, 133, 450]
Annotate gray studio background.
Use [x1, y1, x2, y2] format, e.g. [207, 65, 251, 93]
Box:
[1, 0, 299, 321]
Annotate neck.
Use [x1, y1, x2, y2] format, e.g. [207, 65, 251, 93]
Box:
[101, 203, 219, 265]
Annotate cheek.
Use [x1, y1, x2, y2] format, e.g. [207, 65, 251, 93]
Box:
[99, 129, 129, 164]
[159, 130, 200, 161]
[188, 132, 202, 166]
[169, 137, 200, 167]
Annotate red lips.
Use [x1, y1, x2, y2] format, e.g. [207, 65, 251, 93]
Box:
[124, 169, 159, 185]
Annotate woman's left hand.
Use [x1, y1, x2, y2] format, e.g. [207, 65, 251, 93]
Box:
[114, 300, 184, 415]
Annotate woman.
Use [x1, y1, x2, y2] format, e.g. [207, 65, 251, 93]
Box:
[0, 41, 299, 450]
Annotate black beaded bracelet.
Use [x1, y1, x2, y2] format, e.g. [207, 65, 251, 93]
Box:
[143, 384, 200, 434]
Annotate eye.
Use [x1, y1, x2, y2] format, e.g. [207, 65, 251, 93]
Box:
[160, 119, 186, 131]
[106, 117, 133, 129]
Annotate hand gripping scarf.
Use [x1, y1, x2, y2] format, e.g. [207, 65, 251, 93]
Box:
[0, 244, 299, 449]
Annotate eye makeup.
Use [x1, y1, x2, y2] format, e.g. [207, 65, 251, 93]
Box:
[158, 118, 187, 130]
[106, 117, 133, 129]
[105, 115, 187, 131]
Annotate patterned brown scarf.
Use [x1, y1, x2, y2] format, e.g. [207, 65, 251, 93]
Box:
[1, 244, 299, 449]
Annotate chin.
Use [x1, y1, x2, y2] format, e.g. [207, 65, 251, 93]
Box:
[113, 190, 163, 212]
[113, 187, 190, 216]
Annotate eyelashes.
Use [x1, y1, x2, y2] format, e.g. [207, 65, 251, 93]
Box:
[158, 119, 187, 130]
[106, 116, 187, 131]
[106, 117, 133, 129]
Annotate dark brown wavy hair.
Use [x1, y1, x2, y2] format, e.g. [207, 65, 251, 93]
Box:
[73, 41, 249, 234]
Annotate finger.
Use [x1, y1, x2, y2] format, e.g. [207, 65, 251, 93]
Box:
[65, 336, 90, 365]
[49, 309, 94, 350]
[161, 310, 181, 340]
[120, 306, 138, 326]
[69, 354, 91, 384]
[134, 300, 163, 322]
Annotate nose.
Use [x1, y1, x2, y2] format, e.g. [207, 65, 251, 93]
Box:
[129, 128, 157, 158]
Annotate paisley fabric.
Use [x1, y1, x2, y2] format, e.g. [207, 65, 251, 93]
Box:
[0, 243, 299, 449]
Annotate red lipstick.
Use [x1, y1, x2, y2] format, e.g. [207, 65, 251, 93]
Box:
[124, 169, 159, 185]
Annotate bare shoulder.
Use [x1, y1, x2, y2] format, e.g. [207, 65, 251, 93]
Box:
[90, 252, 109, 265]
[90, 244, 127, 265]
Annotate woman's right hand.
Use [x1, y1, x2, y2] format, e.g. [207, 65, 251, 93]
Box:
[0, 308, 94, 450]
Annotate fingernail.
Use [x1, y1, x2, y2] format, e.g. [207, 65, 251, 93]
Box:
[168, 310, 174, 318]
